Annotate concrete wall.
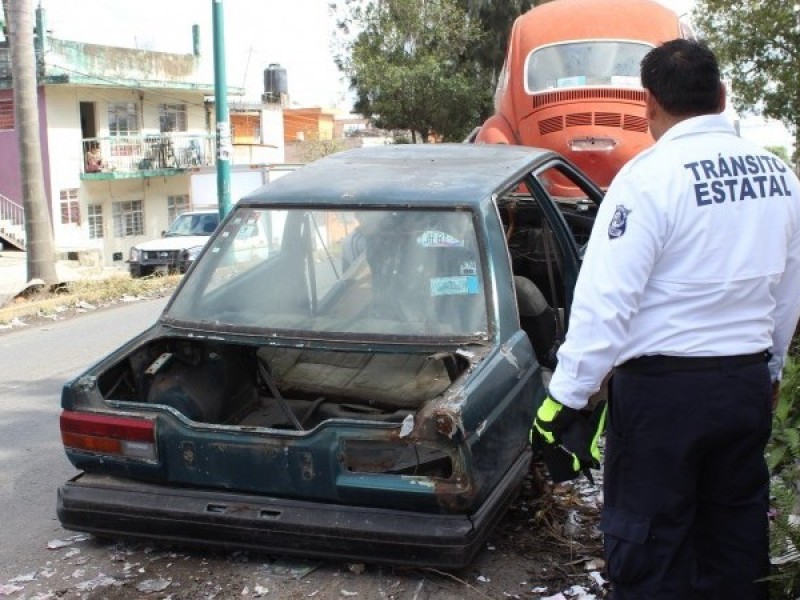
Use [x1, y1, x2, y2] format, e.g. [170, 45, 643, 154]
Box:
[261, 105, 285, 152]
[44, 86, 89, 250]
[284, 108, 335, 142]
[0, 87, 52, 212]
[0, 88, 22, 204]
[81, 174, 192, 265]
[190, 169, 266, 209]
[46, 39, 212, 87]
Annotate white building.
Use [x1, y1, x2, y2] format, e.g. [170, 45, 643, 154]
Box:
[0, 9, 286, 266]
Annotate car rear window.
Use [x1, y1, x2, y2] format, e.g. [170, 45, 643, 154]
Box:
[165, 207, 489, 339]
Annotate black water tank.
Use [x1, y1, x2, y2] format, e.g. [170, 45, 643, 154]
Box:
[263, 63, 288, 101]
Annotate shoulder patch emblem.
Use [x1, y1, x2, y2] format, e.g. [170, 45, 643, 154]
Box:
[608, 205, 632, 239]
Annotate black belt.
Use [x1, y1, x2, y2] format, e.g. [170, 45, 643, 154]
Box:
[618, 351, 770, 374]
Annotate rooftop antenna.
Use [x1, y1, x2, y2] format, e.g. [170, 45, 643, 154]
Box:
[241, 45, 253, 96]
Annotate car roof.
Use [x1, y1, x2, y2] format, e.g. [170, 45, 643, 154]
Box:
[512, 0, 680, 48]
[239, 144, 557, 208]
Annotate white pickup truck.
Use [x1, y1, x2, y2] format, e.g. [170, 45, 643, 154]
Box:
[128, 210, 219, 278]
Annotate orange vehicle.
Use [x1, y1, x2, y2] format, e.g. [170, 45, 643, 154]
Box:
[475, 0, 692, 195]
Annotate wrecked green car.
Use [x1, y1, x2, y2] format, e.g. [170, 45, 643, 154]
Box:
[57, 144, 601, 568]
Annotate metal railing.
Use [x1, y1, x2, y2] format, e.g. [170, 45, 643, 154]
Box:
[0, 193, 25, 250]
[82, 133, 216, 175]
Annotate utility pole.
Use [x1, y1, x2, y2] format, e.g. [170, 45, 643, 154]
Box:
[9, 0, 57, 284]
[212, 0, 232, 219]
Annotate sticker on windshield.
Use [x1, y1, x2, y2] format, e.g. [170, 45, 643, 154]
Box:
[417, 230, 464, 248]
[611, 75, 640, 88]
[459, 260, 477, 276]
[430, 276, 480, 296]
[557, 75, 586, 88]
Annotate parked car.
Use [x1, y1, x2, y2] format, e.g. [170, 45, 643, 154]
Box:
[473, 0, 688, 195]
[128, 210, 220, 278]
[57, 144, 602, 568]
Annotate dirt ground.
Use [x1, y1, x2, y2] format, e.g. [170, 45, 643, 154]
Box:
[2, 465, 608, 600]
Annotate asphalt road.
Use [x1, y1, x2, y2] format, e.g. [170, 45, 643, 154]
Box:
[0, 297, 168, 582]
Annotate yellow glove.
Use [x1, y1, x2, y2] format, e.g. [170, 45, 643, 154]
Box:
[531, 396, 607, 483]
[531, 395, 579, 446]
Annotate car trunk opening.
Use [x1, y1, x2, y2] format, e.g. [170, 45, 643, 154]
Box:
[95, 338, 469, 431]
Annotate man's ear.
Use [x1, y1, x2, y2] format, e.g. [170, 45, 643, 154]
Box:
[644, 89, 662, 140]
[645, 89, 659, 121]
[718, 82, 727, 113]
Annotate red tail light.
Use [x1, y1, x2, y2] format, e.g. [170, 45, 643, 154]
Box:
[60, 410, 157, 461]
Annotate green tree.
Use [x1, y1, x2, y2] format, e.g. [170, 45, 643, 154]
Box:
[457, 0, 550, 122]
[333, 0, 491, 142]
[765, 145, 791, 165]
[693, 0, 800, 164]
[298, 138, 347, 163]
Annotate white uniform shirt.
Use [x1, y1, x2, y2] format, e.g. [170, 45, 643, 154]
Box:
[548, 114, 800, 410]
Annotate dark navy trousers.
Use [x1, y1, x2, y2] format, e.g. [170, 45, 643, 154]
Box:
[602, 360, 772, 599]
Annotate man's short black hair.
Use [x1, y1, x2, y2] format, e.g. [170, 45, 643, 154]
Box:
[640, 38, 722, 116]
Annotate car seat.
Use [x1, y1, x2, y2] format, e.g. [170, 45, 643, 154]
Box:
[514, 275, 558, 370]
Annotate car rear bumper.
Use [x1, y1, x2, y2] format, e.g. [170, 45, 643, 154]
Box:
[57, 450, 530, 568]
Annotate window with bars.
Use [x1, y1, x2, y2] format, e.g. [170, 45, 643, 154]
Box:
[87, 204, 104, 239]
[60, 189, 80, 225]
[0, 99, 13, 130]
[167, 194, 191, 224]
[112, 200, 144, 237]
[159, 104, 187, 132]
[108, 103, 139, 136]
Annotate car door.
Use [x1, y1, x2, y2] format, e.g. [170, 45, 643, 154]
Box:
[494, 156, 602, 374]
[529, 157, 603, 328]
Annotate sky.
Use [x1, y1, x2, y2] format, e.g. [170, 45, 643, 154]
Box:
[654, 0, 793, 151]
[39, 0, 351, 110]
[37, 0, 793, 151]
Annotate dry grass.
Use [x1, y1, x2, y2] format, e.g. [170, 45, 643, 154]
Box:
[62, 273, 182, 304]
[0, 273, 182, 324]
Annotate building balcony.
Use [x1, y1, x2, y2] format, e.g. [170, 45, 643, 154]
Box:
[81, 133, 216, 179]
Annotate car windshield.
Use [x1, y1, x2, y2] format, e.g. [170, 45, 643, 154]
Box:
[525, 40, 652, 93]
[166, 213, 219, 237]
[165, 207, 489, 339]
